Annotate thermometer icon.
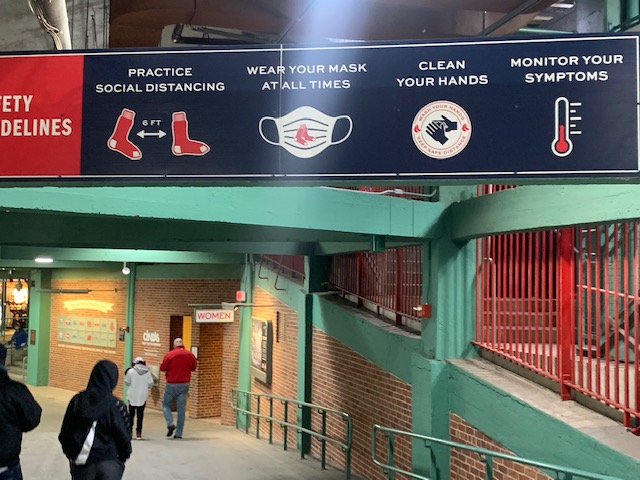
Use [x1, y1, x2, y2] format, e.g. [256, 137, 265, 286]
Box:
[551, 96, 581, 157]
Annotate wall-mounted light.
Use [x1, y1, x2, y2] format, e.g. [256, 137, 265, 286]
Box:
[34, 256, 53, 263]
[121, 262, 131, 275]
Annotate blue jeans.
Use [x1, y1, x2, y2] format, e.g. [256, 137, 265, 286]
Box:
[162, 383, 189, 437]
[0, 462, 22, 480]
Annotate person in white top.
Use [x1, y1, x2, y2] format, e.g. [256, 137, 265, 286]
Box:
[124, 357, 155, 440]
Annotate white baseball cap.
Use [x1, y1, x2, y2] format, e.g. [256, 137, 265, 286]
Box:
[134, 356, 144, 364]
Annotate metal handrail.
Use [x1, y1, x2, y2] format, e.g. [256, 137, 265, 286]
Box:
[372, 424, 623, 480]
[328, 283, 422, 322]
[231, 389, 352, 479]
[22, 354, 27, 383]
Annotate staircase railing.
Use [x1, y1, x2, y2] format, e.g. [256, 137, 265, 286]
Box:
[231, 389, 353, 479]
[372, 424, 622, 480]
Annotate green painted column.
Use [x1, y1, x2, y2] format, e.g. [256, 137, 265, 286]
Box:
[304, 255, 330, 294]
[412, 186, 477, 479]
[298, 256, 329, 453]
[26, 269, 51, 386]
[300, 294, 313, 454]
[236, 256, 254, 429]
[411, 355, 449, 479]
[124, 264, 136, 368]
[421, 186, 476, 360]
[123, 264, 136, 400]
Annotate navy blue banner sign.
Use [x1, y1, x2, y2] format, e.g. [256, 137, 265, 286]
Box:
[0, 33, 638, 181]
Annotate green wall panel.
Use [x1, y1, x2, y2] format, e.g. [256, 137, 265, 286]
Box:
[313, 296, 421, 383]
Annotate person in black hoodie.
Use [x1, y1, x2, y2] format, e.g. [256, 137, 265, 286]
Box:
[59, 359, 132, 480]
[0, 342, 42, 480]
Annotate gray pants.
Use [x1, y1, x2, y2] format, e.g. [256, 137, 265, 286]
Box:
[70, 459, 125, 480]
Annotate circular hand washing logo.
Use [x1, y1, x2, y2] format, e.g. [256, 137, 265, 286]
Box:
[412, 101, 472, 159]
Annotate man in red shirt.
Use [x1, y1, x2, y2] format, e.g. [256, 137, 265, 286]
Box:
[159, 338, 197, 439]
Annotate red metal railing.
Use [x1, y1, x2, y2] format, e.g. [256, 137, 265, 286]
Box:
[260, 255, 305, 283]
[476, 229, 561, 382]
[339, 185, 435, 200]
[328, 246, 423, 329]
[265, 185, 640, 427]
[571, 223, 640, 425]
[476, 193, 640, 426]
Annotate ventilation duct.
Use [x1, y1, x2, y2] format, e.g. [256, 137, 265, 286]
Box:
[28, 0, 72, 49]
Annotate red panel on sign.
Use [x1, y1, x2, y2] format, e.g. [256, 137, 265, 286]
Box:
[0, 55, 83, 176]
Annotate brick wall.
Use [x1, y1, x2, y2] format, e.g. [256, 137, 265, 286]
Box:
[236, 287, 300, 446]
[450, 413, 552, 480]
[311, 328, 413, 480]
[220, 305, 240, 425]
[49, 276, 240, 420]
[133, 278, 239, 418]
[49, 278, 129, 397]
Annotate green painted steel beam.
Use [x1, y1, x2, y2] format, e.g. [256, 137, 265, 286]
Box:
[0, 246, 245, 264]
[450, 185, 640, 241]
[0, 187, 442, 239]
[0, 210, 428, 251]
[314, 240, 424, 256]
[0, 215, 350, 244]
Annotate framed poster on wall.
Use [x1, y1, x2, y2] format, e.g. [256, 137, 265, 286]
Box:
[250, 318, 272, 385]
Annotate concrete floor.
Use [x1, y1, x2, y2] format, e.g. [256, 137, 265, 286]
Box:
[19, 385, 353, 480]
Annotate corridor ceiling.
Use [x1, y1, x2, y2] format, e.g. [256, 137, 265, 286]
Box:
[108, 0, 566, 47]
[0, 1, 587, 272]
[3, 1, 581, 52]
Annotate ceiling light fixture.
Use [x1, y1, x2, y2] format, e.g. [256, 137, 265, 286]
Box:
[35, 256, 54, 263]
[551, 1, 575, 9]
[121, 262, 131, 275]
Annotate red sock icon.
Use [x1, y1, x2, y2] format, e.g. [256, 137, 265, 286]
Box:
[107, 108, 142, 160]
[294, 124, 315, 145]
[171, 111, 210, 156]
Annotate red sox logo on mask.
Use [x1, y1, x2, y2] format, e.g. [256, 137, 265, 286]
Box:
[259, 106, 353, 159]
[412, 100, 472, 159]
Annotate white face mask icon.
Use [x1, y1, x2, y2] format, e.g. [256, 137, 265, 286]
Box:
[259, 106, 353, 158]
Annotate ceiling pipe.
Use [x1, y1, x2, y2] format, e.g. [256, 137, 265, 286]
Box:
[478, 0, 548, 36]
[277, 0, 317, 43]
[27, 0, 72, 49]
